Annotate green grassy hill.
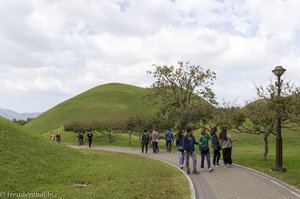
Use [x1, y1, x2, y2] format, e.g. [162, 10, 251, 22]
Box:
[25, 83, 153, 133]
[0, 117, 190, 198]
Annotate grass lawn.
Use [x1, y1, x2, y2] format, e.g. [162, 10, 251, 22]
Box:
[42, 127, 300, 190]
[0, 118, 190, 199]
[228, 128, 300, 189]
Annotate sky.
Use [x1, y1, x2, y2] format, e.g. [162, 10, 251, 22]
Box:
[1, 0, 300, 113]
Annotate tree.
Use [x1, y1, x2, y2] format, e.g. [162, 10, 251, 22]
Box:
[145, 61, 216, 129]
[95, 119, 125, 144]
[234, 81, 300, 160]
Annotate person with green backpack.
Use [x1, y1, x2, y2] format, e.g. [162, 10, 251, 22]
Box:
[199, 128, 214, 172]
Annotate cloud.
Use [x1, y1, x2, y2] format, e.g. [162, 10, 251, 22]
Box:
[0, 0, 300, 112]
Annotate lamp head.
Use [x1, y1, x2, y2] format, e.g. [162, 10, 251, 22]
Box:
[272, 66, 286, 77]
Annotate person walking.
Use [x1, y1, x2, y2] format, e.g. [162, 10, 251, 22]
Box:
[151, 129, 160, 153]
[199, 128, 214, 172]
[50, 132, 54, 141]
[78, 131, 84, 147]
[211, 127, 221, 167]
[183, 128, 199, 174]
[176, 130, 185, 169]
[141, 130, 149, 153]
[165, 129, 173, 152]
[220, 128, 233, 167]
[87, 131, 93, 148]
[56, 131, 61, 143]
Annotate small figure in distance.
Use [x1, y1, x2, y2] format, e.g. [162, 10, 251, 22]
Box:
[176, 130, 185, 169]
[199, 128, 214, 172]
[141, 129, 149, 154]
[87, 130, 93, 148]
[78, 131, 84, 148]
[56, 131, 61, 143]
[165, 128, 174, 152]
[220, 127, 233, 168]
[211, 127, 221, 167]
[184, 128, 199, 174]
[50, 132, 54, 141]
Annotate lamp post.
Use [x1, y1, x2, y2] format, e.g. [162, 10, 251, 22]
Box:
[271, 66, 287, 172]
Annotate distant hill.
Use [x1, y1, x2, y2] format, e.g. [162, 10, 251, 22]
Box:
[0, 108, 41, 120]
[25, 83, 153, 133]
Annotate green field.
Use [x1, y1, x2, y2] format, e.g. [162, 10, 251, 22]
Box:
[48, 128, 299, 190]
[0, 118, 190, 199]
[25, 83, 154, 133]
[229, 128, 300, 189]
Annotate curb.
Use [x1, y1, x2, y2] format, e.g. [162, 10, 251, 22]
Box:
[150, 156, 196, 199]
[232, 162, 300, 198]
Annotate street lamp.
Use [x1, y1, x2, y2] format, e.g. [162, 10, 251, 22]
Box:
[271, 66, 287, 172]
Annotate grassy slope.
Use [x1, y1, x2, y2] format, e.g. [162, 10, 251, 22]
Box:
[25, 83, 153, 133]
[0, 118, 190, 199]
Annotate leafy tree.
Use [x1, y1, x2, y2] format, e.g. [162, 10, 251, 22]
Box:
[145, 61, 216, 130]
[94, 119, 125, 144]
[234, 81, 300, 160]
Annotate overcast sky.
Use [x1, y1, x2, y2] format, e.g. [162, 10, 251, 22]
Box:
[1, 0, 300, 113]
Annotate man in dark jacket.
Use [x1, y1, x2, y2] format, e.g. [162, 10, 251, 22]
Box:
[87, 131, 93, 148]
[141, 130, 149, 153]
[183, 128, 199, 174]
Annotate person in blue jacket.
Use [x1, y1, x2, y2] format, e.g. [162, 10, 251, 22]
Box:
[165, 129, 173, 152]
[183, 128, 199, 174]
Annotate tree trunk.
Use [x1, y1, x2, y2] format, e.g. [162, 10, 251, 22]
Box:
[263, 132, 269, 160]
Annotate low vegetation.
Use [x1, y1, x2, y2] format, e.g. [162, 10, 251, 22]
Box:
[0, 118, 190, 198]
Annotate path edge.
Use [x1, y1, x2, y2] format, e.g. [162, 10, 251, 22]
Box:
[233, 162, 300, 198]
[150, 156, 196, 199]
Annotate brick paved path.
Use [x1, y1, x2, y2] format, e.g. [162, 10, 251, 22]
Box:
[73, 146, 300, 199]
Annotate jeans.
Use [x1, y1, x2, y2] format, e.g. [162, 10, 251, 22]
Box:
[178, 150, 185, 167]
[186, 151, 197, 172]
[201, 150, 211, 169]
[213, 150, 221, 165]
[166, 140, 172, 152]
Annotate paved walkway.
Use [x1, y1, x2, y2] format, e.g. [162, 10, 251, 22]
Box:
[72, 146, 300, 199]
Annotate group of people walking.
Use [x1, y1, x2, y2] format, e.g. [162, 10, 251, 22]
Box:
[50, 131, 62, 143]
[77, 131, 94, 148]
[141, 127, 233, 175]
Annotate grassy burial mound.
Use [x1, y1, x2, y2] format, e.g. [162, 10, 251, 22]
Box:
[0, 117, 190, 198]
[25, 83, 153, 133]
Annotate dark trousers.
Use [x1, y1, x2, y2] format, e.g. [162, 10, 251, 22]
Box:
[222, 147, 232, 165]
[88, 139, 92, 148]
[213, 150, 221, 165]
[142, 144, 148, 153]
[152, 142, 158, 153]
[166, 140, 172, 152]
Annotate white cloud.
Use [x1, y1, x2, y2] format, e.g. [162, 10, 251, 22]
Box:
[0, 0, 300, 112]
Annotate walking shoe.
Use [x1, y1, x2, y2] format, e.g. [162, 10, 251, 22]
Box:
[208, 168, 214, 172]
[225, 164, 230, 168]
[180, 165, 184, 169]
[192, 170, 199, 174]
